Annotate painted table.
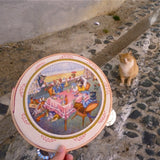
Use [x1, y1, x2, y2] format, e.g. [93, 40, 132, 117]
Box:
[44, 90, 89, 130]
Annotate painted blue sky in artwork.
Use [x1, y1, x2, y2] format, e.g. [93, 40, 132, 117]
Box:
[41, 62, 84, 76]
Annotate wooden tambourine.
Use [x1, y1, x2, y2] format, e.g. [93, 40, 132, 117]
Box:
[10, 53, 112, 152]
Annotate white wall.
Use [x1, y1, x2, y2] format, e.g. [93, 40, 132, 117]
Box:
[0, 0, 125, 44]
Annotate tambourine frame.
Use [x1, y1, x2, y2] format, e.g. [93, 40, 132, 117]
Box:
[10, 53, 112, 152]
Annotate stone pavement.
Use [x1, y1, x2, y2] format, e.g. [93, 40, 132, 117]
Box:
[71, 15, 160, 160]
[0, 0, 160, 159]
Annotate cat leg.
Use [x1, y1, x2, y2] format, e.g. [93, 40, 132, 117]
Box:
[120, 76, 125, 86]
[127, 77, 133, 86]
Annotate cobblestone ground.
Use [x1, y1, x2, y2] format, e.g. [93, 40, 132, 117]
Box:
[0, 0, 160, 160]
[68, 16, 160, 160]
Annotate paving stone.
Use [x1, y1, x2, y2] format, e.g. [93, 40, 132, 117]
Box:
[148, 44, 157, 50]
[141, 115, 159, 130]
[123, 131, 139, 138]
[104, 63, 112, 70]
[129, 110, 142, 119]
[138, 13, 146, 17]
[103, 40, 110, 44]
[117, 26, 125, 30]
[156, 151, 160, 156]
[106, 36, 114, 41]
[156, 32, 160, 37]
[139, 6, 149, 9]
[140, 79, 152, 87]
[0, 143, 10, 159]
[151, 27, 160, 32]
[137, 103, 146, 110]
[153, 52, 160, 60]
[155, 84, 160, 91]
[152, 89, 160, 97]
[0, 103, 9, 115]
[125, 22, 133, 26]
[94, 39, 102, 44]
[148, 72, 158, 82]
[157, 128, 160, 135]
[145, 50, 153, 57]
[103, 130, 111, 138]
[155, 2, 160, 6]
[103, 70, 108, 76]
[154, 67, 160, 78]
[125, 122, 138, 130]
[110, 69, 119, 79]
[145, 149, 155, 155]
[136, 154, 144, 160]
[142, 131, 156, 145]
[156, 137, 160, 146]
[146, 97, 157, 105]
[88, 49, 96, 55]
[116, 91, 123, 98]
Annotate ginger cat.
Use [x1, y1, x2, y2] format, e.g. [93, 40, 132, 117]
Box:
[119, 51, 139, 86]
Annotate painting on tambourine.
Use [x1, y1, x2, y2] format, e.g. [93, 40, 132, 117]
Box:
[27, 61, 102, 135]
[11, 53, 112, 152]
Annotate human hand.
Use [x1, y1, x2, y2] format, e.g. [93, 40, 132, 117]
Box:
[51, 145, 73, 160]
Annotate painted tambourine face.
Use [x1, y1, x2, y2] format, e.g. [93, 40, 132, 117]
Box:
[10, 53, 112, 152]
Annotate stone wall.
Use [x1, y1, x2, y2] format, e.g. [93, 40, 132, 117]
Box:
[0, 0, 125, 44]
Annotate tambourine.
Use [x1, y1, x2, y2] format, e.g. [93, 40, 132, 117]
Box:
[10, 53, 112, 152]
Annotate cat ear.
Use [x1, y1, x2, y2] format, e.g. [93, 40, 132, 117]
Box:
[119, 54, 122, 59]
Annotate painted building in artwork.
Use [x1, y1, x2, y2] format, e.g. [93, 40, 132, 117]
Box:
[83, 68, 93, 79]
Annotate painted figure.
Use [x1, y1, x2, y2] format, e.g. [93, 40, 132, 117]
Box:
[82, 92, 97, 108]
[37, 74, 46, 87]
[77, 77, 87, 92]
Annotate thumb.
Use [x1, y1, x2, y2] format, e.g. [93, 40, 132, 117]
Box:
[52, 145, 66, 160]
